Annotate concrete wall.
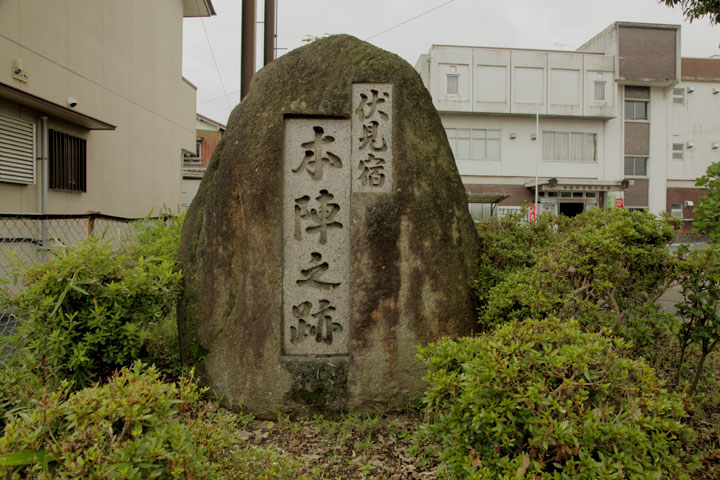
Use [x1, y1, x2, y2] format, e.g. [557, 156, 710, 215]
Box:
[443, 115, 607, 181]
[0, 0, 196, 217]
[426, 46, 616, 118]
[668, 80, 720, 182]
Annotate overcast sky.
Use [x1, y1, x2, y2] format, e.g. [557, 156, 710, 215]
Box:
[182, 0, 720, 125]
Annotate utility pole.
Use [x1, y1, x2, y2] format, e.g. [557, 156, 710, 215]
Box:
[264, 0, 277, 65]
[241, 0, 256, 99]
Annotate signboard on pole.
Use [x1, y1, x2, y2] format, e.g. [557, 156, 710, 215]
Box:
[529, 204, 536, 222]
[607, 192, 624, 209]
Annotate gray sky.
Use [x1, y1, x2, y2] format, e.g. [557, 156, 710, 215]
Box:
[183, 0, 720, 125]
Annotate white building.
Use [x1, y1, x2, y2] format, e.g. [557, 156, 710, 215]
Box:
[415, 22, 720, 227]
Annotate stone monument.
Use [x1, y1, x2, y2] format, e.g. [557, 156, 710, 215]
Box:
[178, 35, 480, 417]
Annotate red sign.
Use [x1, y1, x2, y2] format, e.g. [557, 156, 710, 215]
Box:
[615, 197, 624, 209]
[529, 204, 536, 222]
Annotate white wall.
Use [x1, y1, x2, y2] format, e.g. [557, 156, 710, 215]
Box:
[426, 46, 616, 118]
[443, 114, 606, 180]
[668, 81, 720, 182]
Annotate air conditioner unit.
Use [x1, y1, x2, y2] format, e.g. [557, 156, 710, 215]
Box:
[687, 87, 695, 93]
[685, 200, 694, 207]
[713, 88, 720, 94]
[712, 142, 719, 149]
[686, 142, 695, 148]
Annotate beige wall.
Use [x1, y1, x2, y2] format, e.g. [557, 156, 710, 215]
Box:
[0, 0, 196, 217]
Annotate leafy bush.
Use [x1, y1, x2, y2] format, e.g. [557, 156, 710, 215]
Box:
[125, 212, 185, 262]
[473, 210, 559, 312]
[694, 161, 720, 244]
[6, 235, 181, 388]
[417, 317, 697, 479]
[478, 208, 677, 329]
[0, 363, 310, 479]
[0, 357, 51, 432]
[674, 245, 720, 395]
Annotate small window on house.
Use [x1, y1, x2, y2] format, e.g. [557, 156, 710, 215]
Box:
[624, 156, 647, 176]
[672, 143, 684, 160]
[625, 100, 648, 120]
[594, 81, 606, 101]
[0, 113, 35, 184]
[670, 203, 683, 218]
[585, 191, 596, 198]
[547, 191, 558, 197]
[49, 129, 86, 192]
[446, 74, 459, 95]
[672, 88, 685, 105]
[560, 191, 571, 198]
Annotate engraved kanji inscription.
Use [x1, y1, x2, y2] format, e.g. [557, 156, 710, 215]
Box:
[292, 126, 343, 180]
[358, 121, 388, 152]
[297, 252, 341, 290]
[357, 153, 386, 187]
[293, 190, 343, 244]
[355, 89, 389, 122]
[289, 299, 343, 345]
[352, 84, 393, 193]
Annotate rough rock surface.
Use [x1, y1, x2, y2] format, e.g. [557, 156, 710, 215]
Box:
[178, 35, 480, 418]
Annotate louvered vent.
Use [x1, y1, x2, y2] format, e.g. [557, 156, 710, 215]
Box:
[0, 113, 35, 184]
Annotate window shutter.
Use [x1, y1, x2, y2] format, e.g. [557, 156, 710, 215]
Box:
[0, 113, 35, 184]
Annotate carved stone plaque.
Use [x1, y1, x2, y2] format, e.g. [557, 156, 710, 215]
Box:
[283, 118, 351, 355]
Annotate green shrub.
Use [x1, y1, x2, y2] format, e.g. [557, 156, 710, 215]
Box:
[674, 245, 720, 395]
[124, 212, 185, 262]
[417, 317, 697, 479]
[478, 208, 676, 329]
[0, 363, 311, 479]
[0, 356, 51, 432]
[473, 210, 559, 311]
[694, 161, 720, 244]
[7, 236, 181, 388]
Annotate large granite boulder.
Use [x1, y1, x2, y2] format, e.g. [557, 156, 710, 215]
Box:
[178, 35, 480, 417]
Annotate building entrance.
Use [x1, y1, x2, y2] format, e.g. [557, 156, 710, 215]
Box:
[559, 202, 584, 217]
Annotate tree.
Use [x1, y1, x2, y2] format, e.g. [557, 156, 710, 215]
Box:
[659, 0, 720, 24]
[694, 160, 720, 243]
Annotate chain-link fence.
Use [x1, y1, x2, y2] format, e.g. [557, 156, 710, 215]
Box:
[0, 213, 149, 338]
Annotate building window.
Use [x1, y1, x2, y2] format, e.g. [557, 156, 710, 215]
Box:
[670, 202, 683, 218]
[625, 100, 648, 120]
[446, 74, 459, 95]
[594, 81, 606, 101]
[445, 128, 501, 160]
[0, 113, 35, 184]
[49, 129, 86, 192]
[672, 143, 684, 160]
[542, 131, 596, 162]
[624, 156, 647, 176]
[672, 88, 685, 105]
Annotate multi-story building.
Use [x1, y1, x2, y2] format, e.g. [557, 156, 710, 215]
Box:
[415, 22, 720, 227]
[0, 0, 215, 218]
[181, 113, 225, 208]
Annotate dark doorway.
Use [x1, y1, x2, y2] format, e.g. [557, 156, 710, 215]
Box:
[559, 202, 584, 217]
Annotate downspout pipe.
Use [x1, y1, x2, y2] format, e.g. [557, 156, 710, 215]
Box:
[40, 116, 48, 247]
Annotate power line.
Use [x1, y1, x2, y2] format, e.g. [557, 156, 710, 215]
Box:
[201, 18, 232, 110]
[364, 0, 456, 41]
[198, 89, 241, 106]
